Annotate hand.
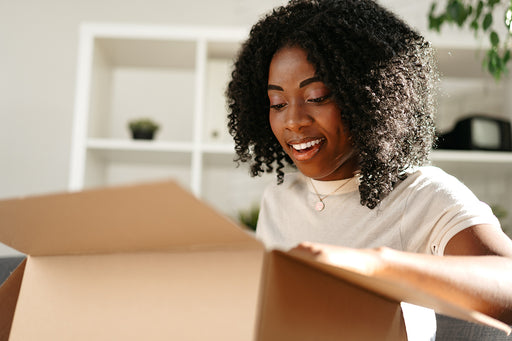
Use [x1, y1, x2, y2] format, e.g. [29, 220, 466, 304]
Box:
[289, 242, 392, 276]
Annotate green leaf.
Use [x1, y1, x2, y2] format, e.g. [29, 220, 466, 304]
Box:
[447, 0, 457, 20]
[475, 1, 484, 19]
[429, 1, 437, 15]
[482, 12, 493, 30]
[504, 50, 511, 64]
[485, 48, 504, 80]
[428, 2, 443, 31]
[447, 0, 468, 26]
[470, 19, 479, 32]
[429, 16, 443, 31]
[490, 30, 499, 46]
[429, 1, 437, 16]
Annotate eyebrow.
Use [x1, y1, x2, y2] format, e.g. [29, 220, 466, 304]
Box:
[267, 76, 321, 91]
[299, 76, 321, 88]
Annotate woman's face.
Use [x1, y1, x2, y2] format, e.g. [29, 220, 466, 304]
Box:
[268, 46, 359, 181]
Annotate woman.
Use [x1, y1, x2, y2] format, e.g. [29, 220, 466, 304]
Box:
[226, 0, 512, 337]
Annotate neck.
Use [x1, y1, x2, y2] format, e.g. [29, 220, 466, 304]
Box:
[308, 174, 359, 195]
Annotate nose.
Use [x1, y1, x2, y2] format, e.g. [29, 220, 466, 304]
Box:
[284, 102, 313, 131]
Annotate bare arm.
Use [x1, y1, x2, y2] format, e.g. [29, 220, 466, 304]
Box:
[384, 224, 512, 323]
[292, 224, 512, 324]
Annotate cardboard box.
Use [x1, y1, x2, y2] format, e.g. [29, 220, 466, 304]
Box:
[0, 180, 510, 340]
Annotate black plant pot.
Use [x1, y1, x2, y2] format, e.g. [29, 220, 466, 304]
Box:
[131, 130, 155, 140]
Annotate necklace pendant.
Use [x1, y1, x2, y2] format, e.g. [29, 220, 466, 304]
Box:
[315, 201, 325, 211]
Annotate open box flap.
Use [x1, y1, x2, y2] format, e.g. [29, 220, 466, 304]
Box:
[256, 251, 407, 341]
[9, 251, 263, 341]
[0, 180, 261, 256]
[0, 258, 26, 341]
[282, 250, 512, 335]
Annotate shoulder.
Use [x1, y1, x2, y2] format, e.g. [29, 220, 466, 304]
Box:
[403, 166, 458, 187]
[392, 166, 500, 254]
[399, 166, 497, 228]
[400, 166, 476, 203]
[386, 165, 489, 228]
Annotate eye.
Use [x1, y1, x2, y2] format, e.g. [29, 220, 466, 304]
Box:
[270, 103, 287, 111]
[307, 94, 332, 104]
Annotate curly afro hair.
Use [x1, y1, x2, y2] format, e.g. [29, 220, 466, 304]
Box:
[226, 0, 438, 209]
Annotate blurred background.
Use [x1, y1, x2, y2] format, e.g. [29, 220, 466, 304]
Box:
[1, 0, 511, 257]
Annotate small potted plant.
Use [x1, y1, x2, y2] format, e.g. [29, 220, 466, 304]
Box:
[128, 118, 160, 140]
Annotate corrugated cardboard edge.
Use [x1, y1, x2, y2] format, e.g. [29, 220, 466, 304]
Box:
[0, 259, 26, 341]
[254, 250, 273, 341]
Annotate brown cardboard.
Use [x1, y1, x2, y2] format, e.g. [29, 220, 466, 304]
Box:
[0, 181, 264, 340]
[0, 259, 25, 341]
[0, 180, 510, 340]
[284, 249, 512, 333]
[10, 251, 263, 340]
[0, 181, 258, 256]
[256, 251, 407, 341]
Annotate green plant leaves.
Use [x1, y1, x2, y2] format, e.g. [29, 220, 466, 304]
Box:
[476, 0, 484, 19]
[448, 0, 468, 26]
[504, 49, 511, 64]
[128, 118, 160, 133]
[429, 3, 445, 31]
[490, 30, 500, 45]
[470, 1, 485, 32]
[484, 46, 510, 80]
[238, 205, 259, 231]
[428, 0, 510, 80]
[482, 12, 493, 30]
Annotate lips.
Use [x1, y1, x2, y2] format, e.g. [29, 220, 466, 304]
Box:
[288, 138, 324, 161]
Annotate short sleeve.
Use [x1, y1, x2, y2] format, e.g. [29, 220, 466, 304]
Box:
[400, 167, 501, 255]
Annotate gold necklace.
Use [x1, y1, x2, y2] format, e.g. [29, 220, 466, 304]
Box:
[309, 178, 352, 211]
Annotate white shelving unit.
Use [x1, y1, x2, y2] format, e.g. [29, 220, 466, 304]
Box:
[69, 23, 512, 229]
[69, 23, 275, 217]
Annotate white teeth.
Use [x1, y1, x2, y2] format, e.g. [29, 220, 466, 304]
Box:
[290, 139, 322, 151]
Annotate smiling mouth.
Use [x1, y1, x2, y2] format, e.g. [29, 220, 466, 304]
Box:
[288, 138, 324, 161]
[290, 139, 322, 151]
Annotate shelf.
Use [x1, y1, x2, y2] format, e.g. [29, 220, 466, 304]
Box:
[87, 138, 235, 154]
[87, 138, 194, 152]
[85, 138, 237, 171]
[431, 150, 512, 163]
[86, 138, 194, 165]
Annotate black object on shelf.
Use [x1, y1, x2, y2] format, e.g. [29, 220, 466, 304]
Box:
[436, 115, 512, 151]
